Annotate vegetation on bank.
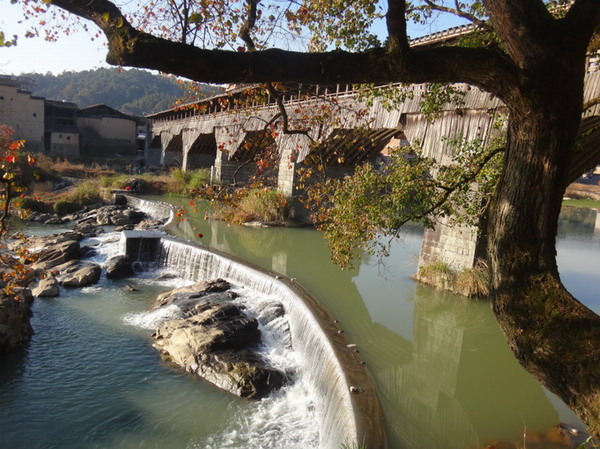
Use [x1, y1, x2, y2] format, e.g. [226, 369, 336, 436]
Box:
[415, 260, 491, 298]
[563, 198, 600, 209]
[210, 187, 290, 224]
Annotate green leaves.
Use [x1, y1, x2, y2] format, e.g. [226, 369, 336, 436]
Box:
[307, 133, 505, 268]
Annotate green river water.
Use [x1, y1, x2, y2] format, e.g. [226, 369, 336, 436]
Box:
[0, 199, 597, 449]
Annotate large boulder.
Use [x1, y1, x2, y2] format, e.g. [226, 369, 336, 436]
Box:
[32, 275, 60, 298]
[106, 255, 134, 279]
[0, 290, 34, 353]
[154, 278, 233, 308]
[56, 260, 102, 288]
[152, 280, 287, 399]
[33, 239, 81, 271]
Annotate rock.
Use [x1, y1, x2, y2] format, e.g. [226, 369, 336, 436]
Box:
[72, 222, 104, 237]
[153, 299, 286, 399]
[0, 291, 34, 353]
[106, 255, 134, 279]
[33, 240, 80, 270]
[91, 205, 147, 227]
[151, 279, 287, 399]
[256, 301, 285, 325]
[124, 284, 138, 292]
[154, 278, 232, 308]
[79, 246, 98, 259]
[134, 219, 165, 230]
[32, 275, 60, 297]
[57, 260, 102, 288]
[546, 426, 569, 446]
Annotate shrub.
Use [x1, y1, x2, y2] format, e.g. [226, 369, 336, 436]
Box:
[187, 169, 210, 190]
[54, 200, 81, 216]
[233, 188, 289, 223]
[69, 181, 102, 206]
[20, 197, 48, 213]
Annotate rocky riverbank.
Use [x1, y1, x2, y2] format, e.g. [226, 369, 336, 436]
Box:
[0, 202, 168, 353]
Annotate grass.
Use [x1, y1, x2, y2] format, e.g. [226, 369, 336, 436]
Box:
[416, 259, 491, 298]
[562, 198, 600, 209]
[416, 260, 456, 291]
[454, 261, 490, 297]
[51, 180, 102, 215]
[213, 188, 290, 224]
[165, 168, 211, 194]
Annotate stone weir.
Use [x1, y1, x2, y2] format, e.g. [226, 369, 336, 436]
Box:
[118, 195, 386, 449]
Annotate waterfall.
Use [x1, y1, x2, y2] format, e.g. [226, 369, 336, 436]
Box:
[122, 197, 386, 449]
[122, 196, 176, 227]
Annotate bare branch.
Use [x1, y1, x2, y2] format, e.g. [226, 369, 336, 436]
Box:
[422, 0, 490, 30]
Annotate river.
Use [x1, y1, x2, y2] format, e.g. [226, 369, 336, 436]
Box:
[0, 200, 597, 449]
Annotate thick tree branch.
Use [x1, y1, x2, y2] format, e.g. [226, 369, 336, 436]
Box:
[49, 0, 518, 98]
[483, 0, 554, 67]
[564, 0, 600, 48]
[385, 0, 409, 54]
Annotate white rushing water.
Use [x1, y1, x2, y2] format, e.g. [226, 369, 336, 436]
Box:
[122, 275, 322, 449]
[153, 237, 358, 449]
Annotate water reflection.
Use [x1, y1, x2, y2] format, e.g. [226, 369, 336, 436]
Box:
[161, 196, 586, 449]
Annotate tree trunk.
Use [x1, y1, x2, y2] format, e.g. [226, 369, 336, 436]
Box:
[487, 76, 600, 437]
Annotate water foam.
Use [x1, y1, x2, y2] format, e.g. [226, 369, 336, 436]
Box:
[123, 275, 322, 449]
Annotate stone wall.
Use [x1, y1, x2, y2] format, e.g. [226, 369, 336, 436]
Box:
[418, 217, 486, 272]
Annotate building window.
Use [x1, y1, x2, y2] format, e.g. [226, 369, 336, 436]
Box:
[0, 96, 3, 100]
[67, 136, 71, 140]
[33, 113, 37, 117]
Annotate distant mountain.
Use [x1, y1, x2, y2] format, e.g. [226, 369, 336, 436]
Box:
[19, 68, 224, 116]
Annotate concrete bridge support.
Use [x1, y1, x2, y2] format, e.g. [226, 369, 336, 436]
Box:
[277, 133, 314, 222]
[183, 132, 217, 171]
[213, 126, 248, 185]
[161, 132, 183, 168]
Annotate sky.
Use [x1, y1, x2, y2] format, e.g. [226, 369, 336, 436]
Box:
[0, 0, 466, 76]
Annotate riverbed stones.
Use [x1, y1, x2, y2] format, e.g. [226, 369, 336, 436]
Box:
[0, 290, 34, 353]
[33, 239, 81, 271]
[152, 279, 287, 399]
[55, 260, 102, 287]
[153, 278, 233, 308]
[106, 255, 134, 279]
[32, 275, 60, 297]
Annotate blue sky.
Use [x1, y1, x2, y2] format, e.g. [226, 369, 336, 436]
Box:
[1, 0, 465, 76]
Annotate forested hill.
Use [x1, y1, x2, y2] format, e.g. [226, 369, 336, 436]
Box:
[21, 68, 224, 116]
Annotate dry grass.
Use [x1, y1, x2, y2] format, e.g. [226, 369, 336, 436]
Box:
[36, 155, 116, 179]
[454, 260, 490, 297]
[213, 188, 290, 224]
[415, 259, 490, 298]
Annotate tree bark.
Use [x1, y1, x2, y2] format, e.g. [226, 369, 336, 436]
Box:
[487, 63, 600, 436]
